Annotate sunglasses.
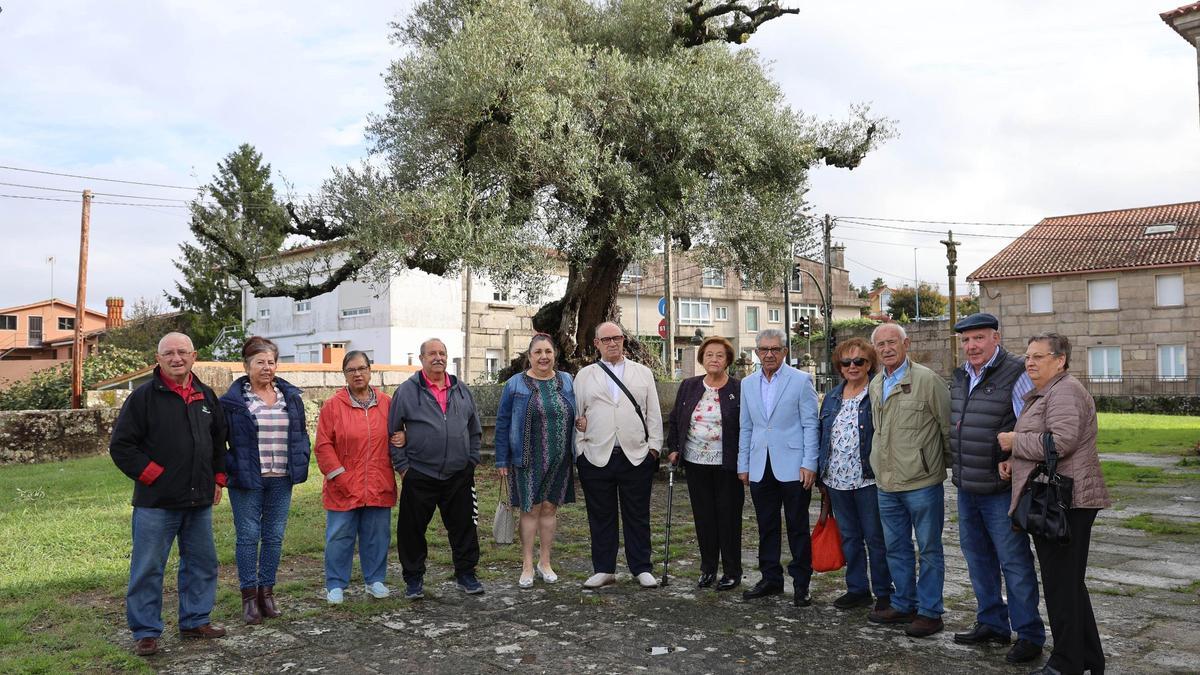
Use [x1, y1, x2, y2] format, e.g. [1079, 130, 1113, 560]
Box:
[839, 357, 868, 367]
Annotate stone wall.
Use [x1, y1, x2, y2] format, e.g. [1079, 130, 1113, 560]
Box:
[804, 320, 958, 379]
[0, 408, 120, 464]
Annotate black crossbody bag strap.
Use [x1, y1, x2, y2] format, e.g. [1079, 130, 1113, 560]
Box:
[596, 361, 649, 443]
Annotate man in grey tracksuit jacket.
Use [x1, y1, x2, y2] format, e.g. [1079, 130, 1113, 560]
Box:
[388, 339, 484, 596]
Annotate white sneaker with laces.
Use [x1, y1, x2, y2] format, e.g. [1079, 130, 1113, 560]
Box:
[582, 572, 617, 589]
[365, 582, 391, 599]
[636, 572, 660, 588]
[326, 587, 344, 604]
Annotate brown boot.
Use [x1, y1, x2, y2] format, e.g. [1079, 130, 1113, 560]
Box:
[241, 587, 262, 625]
[258, 585, 282, 619]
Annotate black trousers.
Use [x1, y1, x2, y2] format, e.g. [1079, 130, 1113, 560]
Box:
[396, 466, 480, 581]
[1033, 508, 1104, 675]
[576, 449, 655, 575]
[749, 456, 812, 590]
[684, 461, 744, 577]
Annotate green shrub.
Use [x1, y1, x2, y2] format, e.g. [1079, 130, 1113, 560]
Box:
[0, 346, 148, 411]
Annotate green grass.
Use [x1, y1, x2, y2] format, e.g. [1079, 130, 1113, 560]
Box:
[1097, 413, 1200, 455]
[1119, 513, 1200, 538]
[1101, 460, 1200, 486]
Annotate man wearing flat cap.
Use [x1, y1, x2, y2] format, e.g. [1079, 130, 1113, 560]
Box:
[948, 313, 1045, 665]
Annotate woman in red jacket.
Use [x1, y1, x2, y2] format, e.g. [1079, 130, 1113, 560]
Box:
[314, 351, 397, 604]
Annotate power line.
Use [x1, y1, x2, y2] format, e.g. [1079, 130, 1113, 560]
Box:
[0, 181, 191, 202]
[836, 218, 1200, 243]
[834, 214, 1035, 227]
[0, 164, 203, 190]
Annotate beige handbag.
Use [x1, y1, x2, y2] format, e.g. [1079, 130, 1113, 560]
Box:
[493, 481, 516, 544]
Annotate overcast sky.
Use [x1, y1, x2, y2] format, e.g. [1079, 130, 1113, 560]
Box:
[1, 1, 1197, 311]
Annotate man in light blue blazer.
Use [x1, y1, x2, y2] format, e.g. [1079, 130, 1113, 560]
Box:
[738, 328, 820, 607]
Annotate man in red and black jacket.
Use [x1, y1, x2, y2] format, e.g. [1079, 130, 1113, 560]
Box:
[109, 332, 228, 657]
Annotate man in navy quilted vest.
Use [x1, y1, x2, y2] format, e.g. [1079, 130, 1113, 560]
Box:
[949, 313, 1045, 665]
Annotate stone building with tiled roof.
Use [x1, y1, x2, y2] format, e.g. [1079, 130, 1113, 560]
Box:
[968, 201, 1200, 394]
[1161, 3, 1200, 124]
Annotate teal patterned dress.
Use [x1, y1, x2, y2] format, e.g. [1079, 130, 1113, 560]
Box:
[509, 374, 576, 511]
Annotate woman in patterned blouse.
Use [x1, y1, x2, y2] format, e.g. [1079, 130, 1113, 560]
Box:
[817, 337, 893, 611]
[666, 336, 742, 591]
[495, 334, 577, 588]
[220, 336, 311, 624]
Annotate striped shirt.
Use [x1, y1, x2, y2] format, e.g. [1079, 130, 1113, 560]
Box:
[244, 381, 289, 477]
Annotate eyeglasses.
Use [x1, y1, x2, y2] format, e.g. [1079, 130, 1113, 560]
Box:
[158, 350, 194, 358]
[597, 335, 625, 344]
[343, 366, 370, 375]
[756, 347, 785, 355]
[1023, 353, 1059, 362]
[839, 357, 868, 367]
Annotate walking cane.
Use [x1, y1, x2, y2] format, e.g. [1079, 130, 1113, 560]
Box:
[662, 461, 676, 586]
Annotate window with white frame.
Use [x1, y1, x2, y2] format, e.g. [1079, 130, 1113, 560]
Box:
[492, 289, 512, 303]
[1158, 344, 1187, 381]
[1155, 274, 1184, 307]
[1028, 282, 1053, 314]
[768, 308, 782, 323]
[340, 307, 371, 318]
[715, 306, 728, 321]
[258, 308, 271, 319]
[746, 306, 760, 332]
[1086, 278, 1118, 311]
[790, 304, 818, 325]
[880, 290, 892, 312]
[677, 298, 712, 325]
[1087, 346, 1122, 381]
[485, 349, 503, 376]
[0, 315, 15, 330]
[702, 268, 725, 288]
[295, 343, 320, 363]
[294, 300, 311, 314]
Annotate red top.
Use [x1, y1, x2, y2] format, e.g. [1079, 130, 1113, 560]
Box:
[314, 387, 398, 511]
[422, 371, 450, 414]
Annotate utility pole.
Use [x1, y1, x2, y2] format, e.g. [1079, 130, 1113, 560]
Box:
[913, 248, 921, 322]
[822, 214, 835, 381]
[663, 220, 675, 377]
[462, 269, 472, 382]
[783, 250, 792, 365]
[941, 230, 962, 368]
[70, 190, 92, 409]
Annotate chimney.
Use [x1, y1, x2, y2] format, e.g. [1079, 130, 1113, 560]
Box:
[106, 297, 124, 329]
[829, 243, 846, 269]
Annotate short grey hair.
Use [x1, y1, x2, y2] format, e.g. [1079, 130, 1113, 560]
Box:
[419, 338, 447, 356]
[1027, 332, 1071, 369]
[755, 328, 787, 347]
[157, 332, 194, 354]
[871, 323, 907, 345]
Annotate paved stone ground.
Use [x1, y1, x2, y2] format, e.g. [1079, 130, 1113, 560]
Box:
[106, 463, 1200, 674]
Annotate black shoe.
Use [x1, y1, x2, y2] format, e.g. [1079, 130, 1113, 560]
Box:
[874, 595, 891, 611]
[833, 591, 872, 610]
[716, 575, 741, 592]
[1006, 639, 1043, 664]
[953, 622, 1012, 645]
[697, 573, 717, 588]
[741, 580, 784, 600]
[793, 591, 812, 607]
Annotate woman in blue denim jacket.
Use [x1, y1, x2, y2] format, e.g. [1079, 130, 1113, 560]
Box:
[818, 337, 893, 612]
[495, 334, 577, 588]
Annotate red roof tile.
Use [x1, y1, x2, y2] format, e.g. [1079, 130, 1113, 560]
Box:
[1162, 2, 1200, 39]
[967, 201, 1200, 281]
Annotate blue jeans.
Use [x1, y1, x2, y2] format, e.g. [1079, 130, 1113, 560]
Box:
[958, 489, 1045, 645]
[878, 483, 945, 618]
[325, 507, 391, 590]
[827, 484, 893, 599]
[228, 477, 293, 589]
[127, 506, 218, 639]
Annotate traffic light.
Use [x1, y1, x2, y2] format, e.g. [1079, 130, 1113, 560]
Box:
[794, 316, 811, 339]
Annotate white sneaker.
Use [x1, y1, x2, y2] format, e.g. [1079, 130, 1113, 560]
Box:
[582, 572, 617, 589]
[536, 564, 558, 584]
[365, 582, 391, 599]
[636, 572, 660, 588]
[326, 587, 344, 604]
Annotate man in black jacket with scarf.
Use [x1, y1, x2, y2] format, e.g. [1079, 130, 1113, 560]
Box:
[109, 332, 228, 656]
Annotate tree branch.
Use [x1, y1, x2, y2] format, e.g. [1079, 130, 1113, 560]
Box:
[674, 1, 799, 47]
[818, 122, 877, 170]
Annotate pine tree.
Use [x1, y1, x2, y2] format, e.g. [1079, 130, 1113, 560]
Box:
[168, 144, 287, 349]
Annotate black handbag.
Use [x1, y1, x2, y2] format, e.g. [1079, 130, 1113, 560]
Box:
[1012, 432, 1074, 545]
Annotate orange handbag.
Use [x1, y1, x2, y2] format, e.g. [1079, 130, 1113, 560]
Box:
[811, 489, 846, 572]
